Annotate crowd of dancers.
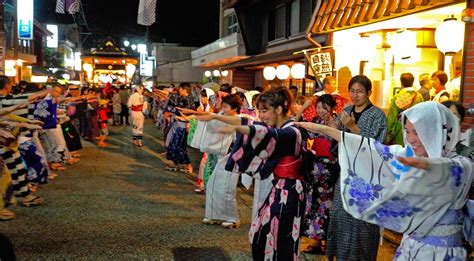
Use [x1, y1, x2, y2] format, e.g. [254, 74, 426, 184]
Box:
[1, 69, 473, 260]
[152, 72, 473, 260]
[0, 76, 143, 221]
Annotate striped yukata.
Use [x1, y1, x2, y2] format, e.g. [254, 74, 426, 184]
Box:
[326, 103, 388, 261]
[0, 94, 36, 199]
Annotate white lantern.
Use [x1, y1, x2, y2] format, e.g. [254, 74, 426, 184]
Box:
[359, 34, 377, 62]
[213, 70, 221, 77]
[391, 29, 418, 61]
[276, 65, 290, 80]
[123, 40, 130, 47]
[126, 63, 136, 79]
[83, 63, 93, 79]
[131, 44, 137, 51]
[291, 64, 305, 79]
[435, 17, 465, 55]
[204, 70, 212, 77]
[263, 66, 276, 80]
[221, 70, 229, 77]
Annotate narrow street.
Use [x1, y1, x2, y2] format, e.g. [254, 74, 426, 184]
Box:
[0, 121, 397, 260]
[0, 122, 253, 260]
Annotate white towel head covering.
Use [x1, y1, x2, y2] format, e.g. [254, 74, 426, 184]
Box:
[402, 101, 460, 158]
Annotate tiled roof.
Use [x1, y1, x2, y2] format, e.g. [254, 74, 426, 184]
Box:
[308, 0, 464, 34]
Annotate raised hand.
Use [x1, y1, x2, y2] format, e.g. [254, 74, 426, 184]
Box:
[23, 123, 43, 130]
[28, 119, 44, 126]
[341, 111, 356, 129]
[397, 156, 430, 170]
[302, 97, 314, 110]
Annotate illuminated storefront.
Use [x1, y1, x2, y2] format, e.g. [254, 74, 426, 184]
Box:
[306, 0, 467, 110]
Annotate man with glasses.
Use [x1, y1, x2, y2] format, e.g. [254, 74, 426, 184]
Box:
[326, 75, 387, 261]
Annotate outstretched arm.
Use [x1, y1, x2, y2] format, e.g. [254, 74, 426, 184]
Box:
[397, 156, 430, 170]
[216, 125, 251, 135]
[294, 122, 342, 142]
[195, 113, 242, 126]
[0, 100, 31, 116]
[176, 107, 209, 116]
[28, 90, 49, 102]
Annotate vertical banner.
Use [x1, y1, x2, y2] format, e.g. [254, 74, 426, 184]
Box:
[137, 0, 157, 26]
[17, 0, 34, 40]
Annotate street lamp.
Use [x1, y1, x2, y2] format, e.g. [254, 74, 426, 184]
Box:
[124, 40, 130, 47]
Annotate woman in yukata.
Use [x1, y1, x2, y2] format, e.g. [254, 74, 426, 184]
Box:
[201, 94, 242, 228]
[296, 102, 473, 260]
[128, 86, 146, 147]
[300, 94, 340, 254]
[193, 88, 215, 194]
[198, 86, 308, 260]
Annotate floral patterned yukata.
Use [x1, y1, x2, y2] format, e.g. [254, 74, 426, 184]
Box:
[302, 116, 339, 242]
[339, 102, 474, 260]
[226, 120, 307, 260]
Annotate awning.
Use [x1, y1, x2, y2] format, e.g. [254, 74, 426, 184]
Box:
[308, 0, 465, 34]
[220, 47, 307, 70]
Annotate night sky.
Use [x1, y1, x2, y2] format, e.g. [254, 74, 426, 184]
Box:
[36, 0, 220, 49]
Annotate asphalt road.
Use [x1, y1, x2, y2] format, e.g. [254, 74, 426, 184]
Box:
[1, 121, 396, 260]
[0, 122, 254, 260]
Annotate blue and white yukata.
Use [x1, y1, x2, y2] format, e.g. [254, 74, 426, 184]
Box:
[338, 102, 474, 260]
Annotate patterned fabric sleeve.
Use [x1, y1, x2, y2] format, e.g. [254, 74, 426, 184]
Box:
[229, 125, 301, 180]
[339, 132, 473, 238]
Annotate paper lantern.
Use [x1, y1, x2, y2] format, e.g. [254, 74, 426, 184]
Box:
[126, 64, 136, 78]
[392, 30, 417, 61]
[204, 70, 212, 77]
[213, 70, 221, 77]
[435, 17, 465, 55]
[263, 66, 276, 80]
[359, 34, 377, 62]
[276, 65, 290, 80]
[291, 64, 305, 79]
[221, 70, 229, 77]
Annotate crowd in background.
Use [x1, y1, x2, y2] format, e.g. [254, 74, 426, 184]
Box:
[0, 67, 472, 260]
[148, 69, 472, 260]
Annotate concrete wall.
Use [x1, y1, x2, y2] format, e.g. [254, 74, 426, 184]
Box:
[156, 59, 204, 84]
[152, 44, 203, 83]
[153, 44, 197, 63]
